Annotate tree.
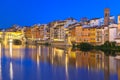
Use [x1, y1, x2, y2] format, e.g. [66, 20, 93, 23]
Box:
[78, 42, 93, 51]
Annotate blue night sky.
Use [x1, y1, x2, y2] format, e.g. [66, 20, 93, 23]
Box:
[0, 0, 120, 28]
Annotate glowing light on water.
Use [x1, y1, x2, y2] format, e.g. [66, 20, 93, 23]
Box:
[38, 46, 41, 56]
[65, 54, 69, 80]
[9, 42, 13, 58]
[0, 43, 1, 55]
[0, 43, 2, 80]
[10, 62, 13, 80]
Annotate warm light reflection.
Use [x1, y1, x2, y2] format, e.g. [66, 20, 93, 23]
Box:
[4, 43, 25, 59]
[0, 44, 119, 80]
[65, 54, 69, 80]
[37, 53, 40, 67]
[53, 48, 64, 57]
[44, 47, 106, 71]
[117, 60, 120, 80]
[0, 43, 1, 57]
[36, 46, 41, 67]
[51, 47, 54, 64]
[109, 56, 117, 74]
[10, 62, 13, 80]
[69, 51, 76, 59]
[9, 42, 13, 58]
[0, 43, 2, 80]
[38, 46, 41, 56]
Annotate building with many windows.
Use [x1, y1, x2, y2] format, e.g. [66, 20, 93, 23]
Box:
[50, 18, 77, 45]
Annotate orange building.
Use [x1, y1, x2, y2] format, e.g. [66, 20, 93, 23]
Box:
[68, 24, 76, 43]
[39, 24, 49, 40]
[24, 27, 32, 39]
[118, 15, 120, 38]
[32, 25, 40, 40]
[69, 24, 98, 44]
[75, 24, 83, 43]
[24, 25, 40, 40]
[68, 23, 82, 43]
[80, 27, 91, 43]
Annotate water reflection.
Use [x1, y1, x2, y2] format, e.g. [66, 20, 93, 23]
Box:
[0, 43, 2, 80]
[0, 44, 120, 80]
[9, 42, 12, 58]
[10, 62, 13, 80]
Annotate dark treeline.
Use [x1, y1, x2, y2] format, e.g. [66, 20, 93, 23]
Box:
[73, 41, 120, 56]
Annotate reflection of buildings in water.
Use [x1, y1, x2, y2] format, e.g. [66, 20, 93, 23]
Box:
[104, 56, 110, 80]
[51, 47, 65, 66]
[30, 45, 37, 62]
[1, 44, 119, 80]
[0, 43, 2, 80]
[4, 44, 25, 59]
[46, 47, 105, 70]
[9, 42, 12, 58]
[30, 45, 51, 64]
[76, 51, 89, 69]
[68, 50, 76, 67]
[46, 47, 72, 80]
[65, 54, 69, 80]
[45, 46, 118, 80]
[48, 47, 76, 67]
[2, 44, 42, 65]
[39, 46, 50, 62]
[23, 45, 44, 63]
[104, 56, 118, 80]
[117, 60, 120, 80]
[46, 47, 70, 66]
[76, 50, 104, 70]
[36, 46, 41, 66]
[89, 51, 103, 69]
[0, 43, 1, 55]
[10, 62, 13, 80]
[109, 56, 117, 74]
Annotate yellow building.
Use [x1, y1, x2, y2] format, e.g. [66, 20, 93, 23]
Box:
[76, 26, 97, 44]
[0, 32, 3, 38]
[2, 32, 24, 45]
[69, 24, 97, 44]
[68, 23, 81, 43]
[89, 27, 97, 44]
[75, 24, 83, 43]
[96, 27, 104, 45]
[117, 15, 120, 37]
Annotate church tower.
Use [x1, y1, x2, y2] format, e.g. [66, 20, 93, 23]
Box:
[104, 8, 110, 25]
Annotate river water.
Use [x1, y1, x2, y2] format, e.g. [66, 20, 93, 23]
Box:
[0, 43, 120, 80]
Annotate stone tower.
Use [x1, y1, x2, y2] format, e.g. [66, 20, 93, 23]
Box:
[118, 15, 120, 29]
[104, 8, 110, 25]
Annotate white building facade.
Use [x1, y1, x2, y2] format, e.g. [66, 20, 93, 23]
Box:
[109, 24, 118, 42]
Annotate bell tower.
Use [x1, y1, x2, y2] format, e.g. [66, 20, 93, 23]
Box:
[104, 8, 110, 25]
